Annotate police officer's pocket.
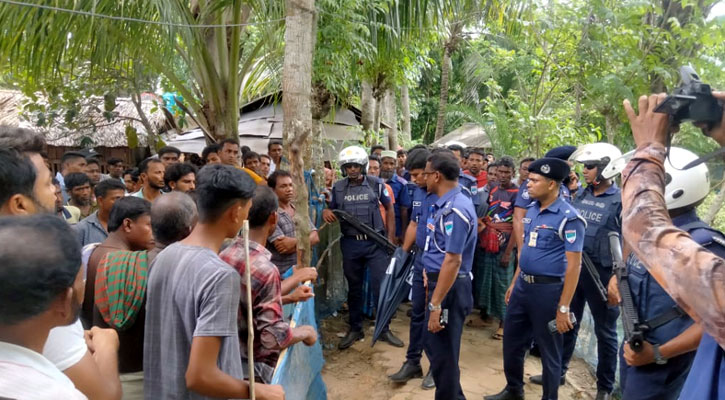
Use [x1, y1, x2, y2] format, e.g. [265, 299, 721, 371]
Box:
[535, 229, 559, 248]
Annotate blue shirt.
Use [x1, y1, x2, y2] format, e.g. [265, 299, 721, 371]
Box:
[411, 187, 438, 272]
[519, 197, 586, 277]
[458, 170, 481, 207]
[387, 174, 412, 237]
[514, 179, 571, 209]
[422, 186, 477, 274]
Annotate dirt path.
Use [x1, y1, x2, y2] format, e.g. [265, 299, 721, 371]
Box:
[321, 303, 597, 400]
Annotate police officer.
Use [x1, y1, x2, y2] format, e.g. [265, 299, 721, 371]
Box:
[609, 147, 722, 400]
[322, 146, 403, 349]
[486, 157, 586, 400]
[380, 150, 411, 244]
[389, 148, 437, 390]
[511, 146, 576, 359]
[421, 151, 476, 400]
[530, 143, 623, 400]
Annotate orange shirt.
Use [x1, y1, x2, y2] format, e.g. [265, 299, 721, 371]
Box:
[379, 183, 395, 231]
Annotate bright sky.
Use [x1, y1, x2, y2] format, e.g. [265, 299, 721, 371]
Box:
[710, 1, 725, 20]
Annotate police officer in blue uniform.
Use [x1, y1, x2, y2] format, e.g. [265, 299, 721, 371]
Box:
[322, 145, 404, 349]
[486, 157, 586, 400]
[421, 151, 476, 400]
[609, 147, 723, 400]
[380, 150, 412, 244]
[389, 148, 438, 390]
[511, 146, 576, 359]
[530, 144, 623, 400]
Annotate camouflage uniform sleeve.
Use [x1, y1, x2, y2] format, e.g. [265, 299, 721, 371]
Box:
[621, 142, 725, 348]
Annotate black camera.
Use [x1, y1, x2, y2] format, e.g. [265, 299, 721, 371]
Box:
[654, 66, 723, 131]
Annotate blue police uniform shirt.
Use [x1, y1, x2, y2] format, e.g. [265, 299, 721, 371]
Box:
[514, 179, 571, 209]
[387, 174, 412, 237]
[422, 186, 477, 274]
[519, 197, 586, 277]
[459, 170, 481, 207]
[572, 184, 621, 267]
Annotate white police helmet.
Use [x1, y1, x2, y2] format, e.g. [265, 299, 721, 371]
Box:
[338, 146, 368, 172]
[601, 146, 710, 210]
[569, 143, 623, 178]
[663, 147, 710, 210]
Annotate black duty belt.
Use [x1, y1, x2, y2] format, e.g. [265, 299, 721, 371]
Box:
[520, 272, 563, 284]
[426, 272, 469, 282]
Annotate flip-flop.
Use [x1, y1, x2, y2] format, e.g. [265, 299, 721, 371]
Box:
[492, 329, 504, 340]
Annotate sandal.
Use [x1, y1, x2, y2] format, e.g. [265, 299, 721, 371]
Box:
[492, 328, 504, 340]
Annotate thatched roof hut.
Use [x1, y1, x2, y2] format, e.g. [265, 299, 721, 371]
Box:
[0, 89, 171, 148]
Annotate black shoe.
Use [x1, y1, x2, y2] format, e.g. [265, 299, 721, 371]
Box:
[338, 330, 364, 350]
[595, 390, 612, 400]
[380, 330, 404, 347]
[529, 374, 566, 386]
[421, 369, 435, 390]
[388, 361, 423, 383]
[483, 388, 524, 400]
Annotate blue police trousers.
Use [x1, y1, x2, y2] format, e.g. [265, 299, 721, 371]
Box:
[406, 259, 427, 364]
[561, 262, 619, 392]
[619, 344, 695, 400]
[503, 278, 564, 400]
[424, 275, 472, 400]
[341, 237, 390, 332]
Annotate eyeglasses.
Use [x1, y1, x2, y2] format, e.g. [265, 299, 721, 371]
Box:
[422, 170, 437, 176]
[583, 163, 598, 170]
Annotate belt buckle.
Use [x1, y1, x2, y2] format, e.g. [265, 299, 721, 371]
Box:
[523, 274, 534, 284]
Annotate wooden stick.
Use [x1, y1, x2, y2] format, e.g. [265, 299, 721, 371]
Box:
[243, 220, 255, 400]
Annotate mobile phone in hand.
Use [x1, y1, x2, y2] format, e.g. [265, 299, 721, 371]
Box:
[548, 312, 577, 334]
[439, 309, 449, 327]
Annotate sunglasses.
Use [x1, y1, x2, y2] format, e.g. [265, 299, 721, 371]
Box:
[583, 163, 598, 170]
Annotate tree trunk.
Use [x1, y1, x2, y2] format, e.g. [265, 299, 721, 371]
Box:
[705, 180, 725, 225]
[373, 94, 382, 133]
[361, 80, 375, 131]
[384, 88, 398, 150]
[604, 111, 617, 144]
[282, 0, 316, 268]
[400, 84, 411, 143]
[434, 46, 453, 141]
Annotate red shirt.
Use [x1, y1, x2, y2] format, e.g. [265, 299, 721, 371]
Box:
[464, 170, 488, 189]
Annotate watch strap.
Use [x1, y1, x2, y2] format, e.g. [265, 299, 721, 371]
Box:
[653, 344, 668, 365]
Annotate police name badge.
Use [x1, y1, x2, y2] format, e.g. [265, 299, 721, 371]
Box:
[444, 220, 454, 235]
[528, 231, 538, 247]
[565, 230, 577, 243]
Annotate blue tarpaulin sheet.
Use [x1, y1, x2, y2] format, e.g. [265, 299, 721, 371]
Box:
[271, 289, 327, 400]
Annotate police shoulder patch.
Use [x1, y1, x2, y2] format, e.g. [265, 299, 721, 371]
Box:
[565, 229, 577, 243]
[444, 220, 454, 235]
[383, 188, 390, 197]
[522, 190, 530, 200]
[471, 186, 478, 195]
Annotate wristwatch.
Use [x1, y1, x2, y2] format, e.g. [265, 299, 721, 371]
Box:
[558, 305, 569, 314]
[653, 344, 668, 365]
[428, 303, 442, 312]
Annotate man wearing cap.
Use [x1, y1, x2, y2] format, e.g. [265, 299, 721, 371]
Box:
[485, 157, 585, 400]
[380, 150, 411, 244]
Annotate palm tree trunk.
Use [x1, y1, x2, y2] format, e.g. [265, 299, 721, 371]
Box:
[282, 0, 316, 268]
[434, 46, 453, 141]
[384, 88, 398, 150]
[361, 80, 375, 131]
[400, 84, 411, 143]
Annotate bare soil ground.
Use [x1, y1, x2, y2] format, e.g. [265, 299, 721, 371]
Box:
[321, 303, 597, 400]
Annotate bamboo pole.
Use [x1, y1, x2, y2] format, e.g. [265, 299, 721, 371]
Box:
[243, 220, 255, 400]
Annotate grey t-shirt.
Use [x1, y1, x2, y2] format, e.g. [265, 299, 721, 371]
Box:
[143, 243, 243, 399]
